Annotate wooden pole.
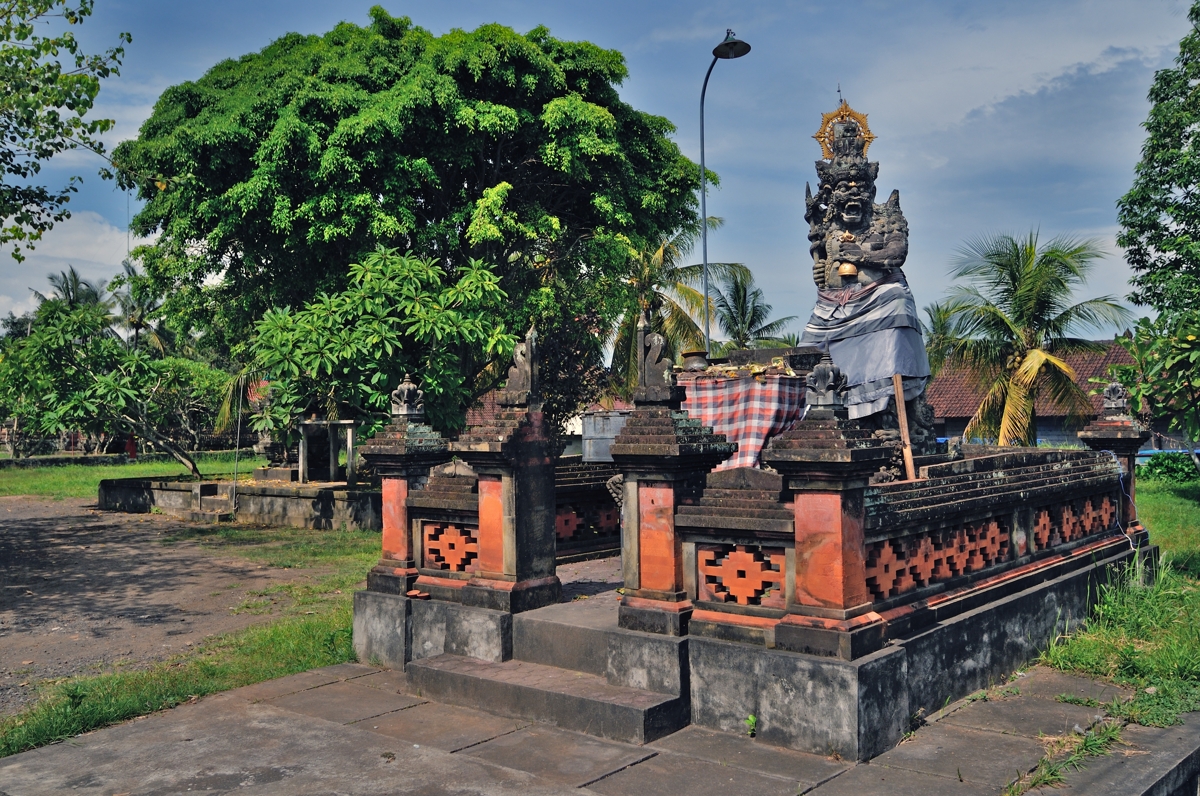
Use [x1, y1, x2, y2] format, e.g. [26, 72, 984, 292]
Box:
[892, 373, 917, 481]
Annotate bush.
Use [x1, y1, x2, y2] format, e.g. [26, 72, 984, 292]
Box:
[1137, 452, 1200, 483]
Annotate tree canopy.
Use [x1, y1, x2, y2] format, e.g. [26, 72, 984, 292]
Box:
[114, 9, 702, 361]
[1117, 0, 1200, 316]
[1, 0, 129, 261]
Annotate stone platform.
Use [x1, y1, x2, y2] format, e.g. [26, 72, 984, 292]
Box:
[356, 532, 1144, 760]
[4, 661, 1197, 795]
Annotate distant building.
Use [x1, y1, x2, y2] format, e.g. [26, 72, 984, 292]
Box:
[925, 340, 1156, 447]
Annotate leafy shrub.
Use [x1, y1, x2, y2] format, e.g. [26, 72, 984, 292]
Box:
[1137, 452, 1200, 483]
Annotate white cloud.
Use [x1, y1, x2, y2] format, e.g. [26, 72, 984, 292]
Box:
[0, 212, 154, 316]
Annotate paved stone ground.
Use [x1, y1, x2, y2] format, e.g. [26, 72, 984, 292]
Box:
[3, 661, 1197, 795]
[0, 497, 332, 717]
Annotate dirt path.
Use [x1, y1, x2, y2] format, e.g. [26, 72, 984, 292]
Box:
[0, 496, 329, 717]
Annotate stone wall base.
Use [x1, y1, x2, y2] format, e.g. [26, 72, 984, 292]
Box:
[688, 542, 1149, 760]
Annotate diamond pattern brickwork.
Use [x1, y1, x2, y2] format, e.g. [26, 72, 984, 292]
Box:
[423, 523, 480, 572]
[864, 520, 1010, 602]
[697, 544, 786, 608]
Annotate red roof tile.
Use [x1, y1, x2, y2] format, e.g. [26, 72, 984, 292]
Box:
[926, 340, 1134, 420]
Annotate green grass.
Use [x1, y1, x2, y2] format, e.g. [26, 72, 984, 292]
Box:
[1041, 474, 1200, 727]
[0, 452, 269, 498]
[1137, 478, 1200, 571]
[0, 522, 380, 757]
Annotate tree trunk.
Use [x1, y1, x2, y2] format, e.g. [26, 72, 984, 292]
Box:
[119, 413, 200, 477]
[1186, 432, 1200, 478]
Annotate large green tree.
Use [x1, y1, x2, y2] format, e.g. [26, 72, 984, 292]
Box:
[1, 0, 129, 261]
[1117, 0, 1200, 316]
[114, 9, 700, 373]
[943, 232, 1131, 446]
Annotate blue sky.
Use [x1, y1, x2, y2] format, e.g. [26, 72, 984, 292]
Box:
[2, 0, 1193, 339]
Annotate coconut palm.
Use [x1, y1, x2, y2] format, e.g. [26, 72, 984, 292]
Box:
[32, 265, 108, 308]
[710, 270, 798, 355]
[944, 232, 1132, 446]
[610, 219, 751, 395]
[112, 262, 173, 354]
[921, 301, 957, 378]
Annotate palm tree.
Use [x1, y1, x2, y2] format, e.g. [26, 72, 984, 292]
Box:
[921, 301, 957, 378]
[113, 262, 173, 354]
[710, 270, 798, 355]
[32, 266, 108, 308]
[944, 232, 1132, 446]
[610, 219, 751, 394]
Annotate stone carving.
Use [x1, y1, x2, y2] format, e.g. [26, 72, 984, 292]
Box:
[500, 325, 539, 406]
[805, 354, 847, 408]
[390, 373, 424, 418]
[806, 103, 908, 291]
[633, 311, 684, 405]
[1102, 382, 1130, 416]
[697, 544, 786, 608]
[797, 101, 931, 426]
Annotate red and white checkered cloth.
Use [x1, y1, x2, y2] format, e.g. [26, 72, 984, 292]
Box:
[681, 374, 807, 470]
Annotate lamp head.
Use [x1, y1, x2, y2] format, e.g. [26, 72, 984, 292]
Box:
[713, 29, 750, 59]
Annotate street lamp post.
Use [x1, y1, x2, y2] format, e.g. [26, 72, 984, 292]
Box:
[700, 29, 750, 356]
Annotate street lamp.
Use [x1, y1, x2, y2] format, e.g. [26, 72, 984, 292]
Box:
[700, 29, 750, 356]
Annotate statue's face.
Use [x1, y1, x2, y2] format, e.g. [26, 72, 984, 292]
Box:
[830, 178, 872, 228]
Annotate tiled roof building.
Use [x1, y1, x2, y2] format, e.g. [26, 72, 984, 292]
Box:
[925, 339, 1136, 444]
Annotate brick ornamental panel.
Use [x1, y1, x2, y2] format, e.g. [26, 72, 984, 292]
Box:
[863, 493, 1118, 602]
[697, 544, 787, 608]
[423, 522, 480, 572]
[555, 501, 620, 544]
[1033, 496, 1117, 550]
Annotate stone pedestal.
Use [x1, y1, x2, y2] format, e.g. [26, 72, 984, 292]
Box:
[353, 375, 450, 668]
[761, 366, 892, 657]
[359, 414, 451, 595]
[446, 389, 561, 613]
[1077, 383, 1151, 528]
[610, 392, 736, 635]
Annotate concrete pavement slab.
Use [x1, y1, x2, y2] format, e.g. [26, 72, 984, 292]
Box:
[873, 722, 1042, 787]
[229, 670, 344, 702]
[586, 750, 807, 796]
[462, 725, 654, 787]
[806, 762, 999, 795]
[941, 693, 1104, 738]
[0, 692, 580, 796]
[310, 662, 381, 680]
[351, 669, 409, 692]
[356, 701, 529, 752]
[1009, 667, 1131, 704]
[650, 725, 848, 787]
[267, 680, 423, 724]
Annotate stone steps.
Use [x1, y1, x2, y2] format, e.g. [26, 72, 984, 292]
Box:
[406, 654, 687, 744]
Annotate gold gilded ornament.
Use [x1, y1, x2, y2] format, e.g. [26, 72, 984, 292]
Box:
[837, 262, 858, 278]
[813, 101, 877, 160]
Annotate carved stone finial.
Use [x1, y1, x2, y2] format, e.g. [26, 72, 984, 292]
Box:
[390, 373, 424, 418]
[1102, 381, 1130, 417]
[632, 310, 683, 406]
[806, 354, 848, 409]
[500, 325, 539, 406]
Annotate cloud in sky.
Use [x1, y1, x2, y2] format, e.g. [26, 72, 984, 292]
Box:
[0, 211, 152, 320]
[6, 0, 1193, 337]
